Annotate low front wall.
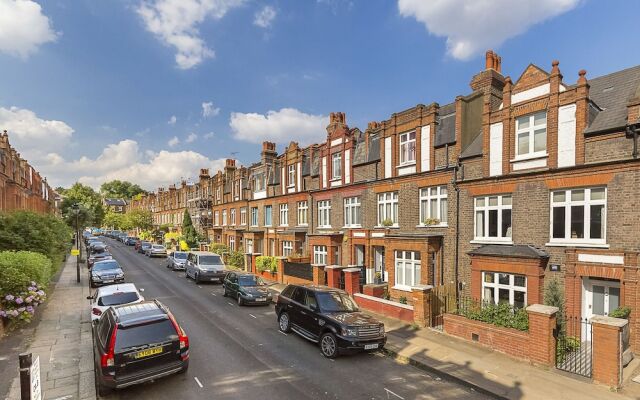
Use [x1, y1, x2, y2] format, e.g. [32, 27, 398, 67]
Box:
[258, 270, 278, 282]
[354, 293, 414, 323]
[282, 275, 313, 285]
[444, 314, 530, 360]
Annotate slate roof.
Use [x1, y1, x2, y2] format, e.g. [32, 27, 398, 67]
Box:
[104, 198, 127, 206]
[310, 151, 319, 177]
[352, 135, 367, 165]
[434, 102, 457, 147]
[585, 65, 640, 134]
[468, 244, 549, 259]
[302, 149, 311, 176]
[268, 162, 280, 186]
[459, 131, 483, 159]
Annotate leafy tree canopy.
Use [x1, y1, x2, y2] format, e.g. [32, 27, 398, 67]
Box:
[59, 183, 104, 228]
[100, 180, 146, 199]
[182, 209, 200, 249]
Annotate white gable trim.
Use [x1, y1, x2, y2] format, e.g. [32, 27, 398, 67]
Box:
[512, 83, 550, 104]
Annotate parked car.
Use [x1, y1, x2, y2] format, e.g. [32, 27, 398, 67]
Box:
[223, 272, 272, 305]
[184, 251, 225, 283]
[92, 300, 189, 396]
[125, 236, 137, 246]
[138, 241, 152, 254]
[167, 251, 188, 270]
[90, 259, 125, 288]
[145, 244, 167, 258]
[88, 250, 113, 269]
[275, 285, 386, 358]
[87, 283, 144, 322]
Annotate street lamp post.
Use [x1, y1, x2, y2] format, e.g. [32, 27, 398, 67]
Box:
[72, 204, 80, 283]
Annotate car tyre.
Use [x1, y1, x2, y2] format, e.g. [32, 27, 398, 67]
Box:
[184, 270, 189, 279]
[194, 273, 200, 284]
[320, 332, 339, 359]
[222, 286, 228, 297]
[237, 295, 244, 306]
[278, 312, 291, 333]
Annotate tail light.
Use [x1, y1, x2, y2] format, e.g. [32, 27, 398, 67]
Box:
[100, 324, 118, 368]
[168, 313, 189, 359]
[92, 308, 102, 316]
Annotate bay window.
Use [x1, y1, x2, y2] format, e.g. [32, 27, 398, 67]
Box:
[250, 207, 258, 226]
[399, 131, 416, 165]
[318, 200, 331, 228]
[314, 245, 327, 265]
[222, 210, 227, 226]
[282, 241, 293, 257]
[297, 201, 308, 225]
[240, 207, 247, 225]
[394, 250, 420, 288]
[279, 204, 289, 226]
[264, 205, 272, 226]
[482, 272, 527, 309]
[343, 197, 361, 227]
[551, 187, 606, 244]
[515, 112, 547, 158]
[474, 195, 512, 241]
[420, 186, 448, 225]
[230, 209, 236, 225]
[377, 192, 399, 226]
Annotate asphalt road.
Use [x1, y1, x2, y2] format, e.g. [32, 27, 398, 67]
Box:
[98, 238, 490, 400]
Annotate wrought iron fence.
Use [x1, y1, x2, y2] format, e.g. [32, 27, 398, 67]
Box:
[555, 315, 592, 378]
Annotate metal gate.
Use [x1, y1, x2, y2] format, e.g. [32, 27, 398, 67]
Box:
[429, 283, 457, 330]
[555, 316, 592, 378]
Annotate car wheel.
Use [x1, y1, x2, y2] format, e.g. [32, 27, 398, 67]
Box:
[222, 286, 228, 297]
[185, 270, 189, 279]
[320, 332, 339, 359]
[237, 295, 244, 306]
[194, 273, 200, 284]
[278, 312, 291, 333]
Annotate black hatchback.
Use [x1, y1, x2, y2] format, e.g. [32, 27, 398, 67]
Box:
[275, 285, 386, 358]
[92, 300, 189, 396]
[222, 272, 272, 305]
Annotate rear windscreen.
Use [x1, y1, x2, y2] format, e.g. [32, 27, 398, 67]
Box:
[99, 292, 139, 306]
[115, 320, 177, 352]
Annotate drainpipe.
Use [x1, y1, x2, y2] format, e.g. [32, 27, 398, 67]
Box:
[452, 159, 463, 301]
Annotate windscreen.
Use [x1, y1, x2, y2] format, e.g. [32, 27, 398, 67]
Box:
[173, 252, 187, 259]
[199, 255, 222, 265]
[115, 319, 177, 352]
[316, 292, 359, 313]
[98, 292, 139, 306]
[152, 245, 165, 250]
[93, 262, 120, 271]
[238, 276, 264, 286]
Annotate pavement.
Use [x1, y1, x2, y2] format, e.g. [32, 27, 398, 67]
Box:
[4, 253, 96, 400]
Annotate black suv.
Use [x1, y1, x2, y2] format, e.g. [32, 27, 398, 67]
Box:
[92, 300, 189, 395]
[275, 285, 386, 358]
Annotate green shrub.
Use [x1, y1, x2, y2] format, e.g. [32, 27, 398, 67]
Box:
[610, 306, 632, 319]
[226, 249, 245, 270]
[209, 243, 229, 255]
[381, 218, 394, 227]
[458, 299, 529, 331]
[556, 336, 581, 364]
[0, 251, 53, 295]
[256, 256, 277, 273]
[399, 296, 408, 304]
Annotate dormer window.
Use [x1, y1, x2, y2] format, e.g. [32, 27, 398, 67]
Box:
[516, 112, 547, 158]
[254, 172, 266, 192]
[331, 153, 342, 180]
[288, 164, 295, 187]
[399, 131, 416, 165]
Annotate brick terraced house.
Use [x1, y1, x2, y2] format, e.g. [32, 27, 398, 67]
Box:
[133, 51, 640, 353]
[0, 130, 56, 214]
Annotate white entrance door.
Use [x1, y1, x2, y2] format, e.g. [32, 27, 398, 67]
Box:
[374, 247, 386, 282]
[582, 278, 621, 339]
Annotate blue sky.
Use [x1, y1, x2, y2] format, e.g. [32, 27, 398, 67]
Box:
[0, 0, 638, 190]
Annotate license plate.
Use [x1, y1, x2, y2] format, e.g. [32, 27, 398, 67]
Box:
[102, 280, 113, 283]
[257, 297, 266, 302]
[364, 343, 379, 350]
[135, 347, 163, 359]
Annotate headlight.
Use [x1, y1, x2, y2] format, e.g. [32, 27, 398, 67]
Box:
[379, 325, 385, 335]
[342, 327, 357, 337]
[116, 273, 124, 278]
[244, 292, 253, 298]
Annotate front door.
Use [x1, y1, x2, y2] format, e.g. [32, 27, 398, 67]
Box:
[374, 247, 386, 282]
[582, 278, 621, 339]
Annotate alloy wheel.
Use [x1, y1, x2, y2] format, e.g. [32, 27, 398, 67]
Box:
[279, 313, 290, 332]
[320, 333, 338, 358]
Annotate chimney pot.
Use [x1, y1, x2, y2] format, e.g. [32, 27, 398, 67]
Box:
[485, 50, 495, 70]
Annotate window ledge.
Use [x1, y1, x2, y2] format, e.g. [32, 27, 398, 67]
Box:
[297, 224, 309, 227]
[391, 285, 414, 293]
[374, 225, 399, 229]
[417, 224, 449, 228]
[342, 225, 363, 229]
[545, 241, 610, 249]
[330, 177, 342, 182]
[510, 153, 548, 163]
[470, 239, 514, 245]
[317, 226, 332, 229]
[287, 184, 295, 188]
[397, 161, 416, 168]
[279, 225, 289, 228]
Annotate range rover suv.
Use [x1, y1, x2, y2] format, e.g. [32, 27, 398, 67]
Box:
[275, 285, 386, 358]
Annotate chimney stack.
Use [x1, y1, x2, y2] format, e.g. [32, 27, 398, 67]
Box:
[199, 168, 210, 179]
[261, 141, 277, 164]
[470, 49, 506, 103]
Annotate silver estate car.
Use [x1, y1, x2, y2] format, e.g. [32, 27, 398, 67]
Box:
[184, 251, 225, 283]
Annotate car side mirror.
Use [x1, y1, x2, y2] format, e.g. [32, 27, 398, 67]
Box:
[86, 295, 93, 300]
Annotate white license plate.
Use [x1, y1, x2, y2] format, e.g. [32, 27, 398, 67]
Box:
[257, 297, 266, 302]
[102, 280, 113, 283]
[364, 343, 379, 350]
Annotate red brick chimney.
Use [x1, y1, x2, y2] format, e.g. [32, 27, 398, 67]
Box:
[261, 141, 277, 164]
[470, 50, 506, 106]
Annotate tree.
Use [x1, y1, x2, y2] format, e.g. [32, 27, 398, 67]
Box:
[59, 183, 105, 227]
[103, 209, 131, 230]
[100, 180, 146, 199]
[181, 209, 199, 249]
[125, 209, 152, 231]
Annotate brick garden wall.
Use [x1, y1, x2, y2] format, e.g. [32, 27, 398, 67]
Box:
[354, 293, 414, 323]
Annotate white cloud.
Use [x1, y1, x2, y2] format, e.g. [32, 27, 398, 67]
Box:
[0, 106, 73, 157]
[202, 101, 220, 118]
[168, 115, 177, 125]
[398, 0, 579, 60]
[39, 139, 226, 190]
[204, 132, 215, 139]
[185, 132, 198, 143]
[0, 0, 58, 58]
[230, 108, 326, 145]
[168, 136, 180, 147]
[254, 5, 276, 28]
[136, 0, 245, 69]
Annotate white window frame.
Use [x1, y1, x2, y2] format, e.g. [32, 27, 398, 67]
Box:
[318, 200, 331, 228]
[394, 250, 420, 289]
[229, 236, 235, 252]
[313, 245, 327, 265]
[282, 241, 293, 257]
[214, 211, 220, 226]
[549, 187, 607, 245]
[264, 205, 273, 227]
[331, 153, 342, 180]
[474, 195, 512, 242]
[377, 192, 399, 227]
[254, 172, 266, 192]
[287, 164, 296, 187]
[250, 207, 258, 227]
[481, 272, 527, 309]
[240, 207, 247, 225]
[419, 186, 448, 226]
[279, 204, 289, 227]
[230, 209, 236, 225]
[399, 131, 416, 165]
[297, 201, 308, 226]
[222, 210, 227, 226]
[216, 187, 221, 201]
[246, 239, 253, 254]
[343, 197, 361, 228]
[515, 111, 547, 159]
